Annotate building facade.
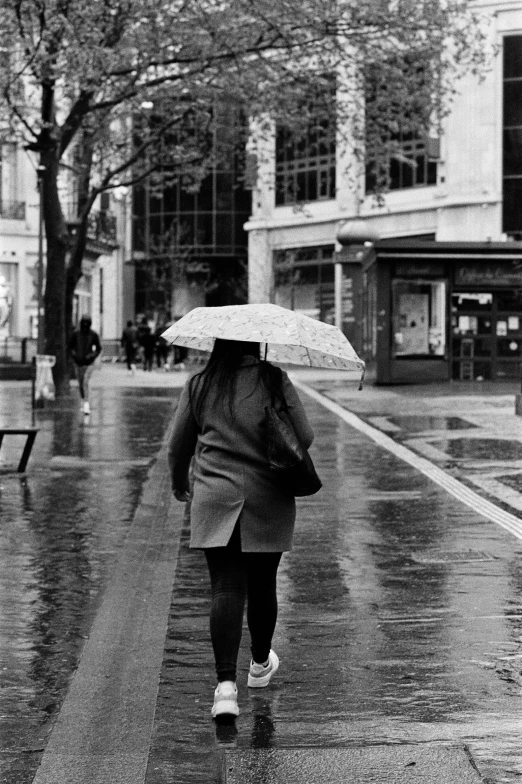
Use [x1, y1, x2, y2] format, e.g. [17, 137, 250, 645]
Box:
[246, 0, 522, 382]
[0, 144, 127, 361]
[131, 99, 252, 326]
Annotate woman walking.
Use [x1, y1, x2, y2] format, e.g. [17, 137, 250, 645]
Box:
[168, 338, 314, 719]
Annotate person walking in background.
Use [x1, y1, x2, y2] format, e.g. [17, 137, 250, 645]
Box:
[121, 320, 139, 374]
[168, 338, 314, 720]
[68, 315, 102, 415]
[155, 323, 171, 370]
[140, 324, 156, 371]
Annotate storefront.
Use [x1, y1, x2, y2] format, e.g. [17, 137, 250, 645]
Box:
[362, 240, 522, 384]
[273, 244, 364, 351]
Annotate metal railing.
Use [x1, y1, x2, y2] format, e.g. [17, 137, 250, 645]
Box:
[65, 204, 118, 245]
[87, 209, 117, 244]
[0, 200, 26, 220]
[0, 337, 37, 363]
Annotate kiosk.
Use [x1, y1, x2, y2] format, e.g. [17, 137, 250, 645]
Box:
[362, 240, 522, 384]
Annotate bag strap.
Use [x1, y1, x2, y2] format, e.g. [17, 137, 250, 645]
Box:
[270, 366, 289, 412]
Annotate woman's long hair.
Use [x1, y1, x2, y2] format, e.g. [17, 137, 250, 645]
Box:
[189, 338, 283, 421]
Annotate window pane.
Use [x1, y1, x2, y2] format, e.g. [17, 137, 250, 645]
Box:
[504, 82, 522, 126]
[504, 129, 522, 175]
[504, 36, 522, 79]
[503, 178, 522, 233]
[497, 338, 521, 356]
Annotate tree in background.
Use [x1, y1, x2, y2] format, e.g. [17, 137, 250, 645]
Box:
[0, 0, 489, 394]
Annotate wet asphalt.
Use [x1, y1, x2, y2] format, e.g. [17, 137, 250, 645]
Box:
[2, 365, 522, 783]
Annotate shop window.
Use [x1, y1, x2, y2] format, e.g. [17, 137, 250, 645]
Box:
[392, 279, 446, 357]
[273, 246, 335, 321]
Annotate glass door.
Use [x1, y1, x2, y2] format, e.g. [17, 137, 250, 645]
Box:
[451, 292, 493, 380]
[451, 290, 522, 380]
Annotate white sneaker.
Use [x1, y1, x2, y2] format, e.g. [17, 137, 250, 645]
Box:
[247, 649, 279, 688]
[211, 681, 239, 718]
[82, 401, 91, 415]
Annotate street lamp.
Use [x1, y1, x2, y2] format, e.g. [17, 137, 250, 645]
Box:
[334, 219, 379, 331]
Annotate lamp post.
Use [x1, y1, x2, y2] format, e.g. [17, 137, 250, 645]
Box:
[334, 219, 379, 332]
[36, 164, 46, 354]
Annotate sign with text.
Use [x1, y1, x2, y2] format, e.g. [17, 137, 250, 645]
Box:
[394, 262, 446, 277]
[454, 263, 522, 287]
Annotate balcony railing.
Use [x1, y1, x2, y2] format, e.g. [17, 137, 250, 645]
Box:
[65, 204, 118, 245]
[0, 200, 26, 220]
[87, 209, 117, 245]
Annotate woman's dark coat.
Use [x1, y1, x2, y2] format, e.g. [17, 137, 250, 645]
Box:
[168, 357, 314, 552]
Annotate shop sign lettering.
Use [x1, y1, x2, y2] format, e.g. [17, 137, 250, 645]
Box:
[394, 262, 445, 277]
[455, 264, 522, 286]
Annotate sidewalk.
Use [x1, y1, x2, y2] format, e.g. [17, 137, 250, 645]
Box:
[3, 365, 522, 783]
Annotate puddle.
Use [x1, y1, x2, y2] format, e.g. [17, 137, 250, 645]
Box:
[431, 438, 522, 461]
[389, 416, 476, 433]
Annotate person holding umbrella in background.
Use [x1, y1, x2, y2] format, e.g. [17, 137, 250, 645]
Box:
[165, 304, 364, 720]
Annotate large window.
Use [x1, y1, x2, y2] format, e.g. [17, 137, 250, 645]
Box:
[392, 279, 446, 357]
[364, 55, 437, 195]
[132, 99, 251, 314]
[503, 35, 522, 239]
[275, 81, 336, 206]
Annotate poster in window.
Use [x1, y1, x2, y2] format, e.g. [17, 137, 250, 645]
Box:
[399, 293, 429, 354]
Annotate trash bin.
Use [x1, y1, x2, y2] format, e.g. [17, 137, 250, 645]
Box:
[35, 354, 56, 402]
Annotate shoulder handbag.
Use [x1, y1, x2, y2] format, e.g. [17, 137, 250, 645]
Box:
[265, 387, 322, 498]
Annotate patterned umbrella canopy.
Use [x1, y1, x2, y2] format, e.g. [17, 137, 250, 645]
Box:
[161, 304, 365, 373]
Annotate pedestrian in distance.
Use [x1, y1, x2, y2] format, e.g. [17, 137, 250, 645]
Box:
[140, 324, 156, 371]
[68, 315, 102, 416]
[154, 323, 171, 370]
[121, 319, 139, 374]
[168, 338, 314, 720]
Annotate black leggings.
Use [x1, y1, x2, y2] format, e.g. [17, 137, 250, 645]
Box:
[204, 526, 282, 683]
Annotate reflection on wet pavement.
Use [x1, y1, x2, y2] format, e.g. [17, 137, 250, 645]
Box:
[146, 395, 522, 784]
[388, 415, 477, 432]
[0, 386, 177, 784]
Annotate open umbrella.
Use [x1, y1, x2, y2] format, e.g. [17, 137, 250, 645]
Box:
[161, 303, 365, 379]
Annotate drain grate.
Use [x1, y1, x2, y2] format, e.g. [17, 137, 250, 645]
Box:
[222, 746, 482, 783]
[411, 550, 496, 565]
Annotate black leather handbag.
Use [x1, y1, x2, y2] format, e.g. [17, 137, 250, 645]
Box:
[265, 395, 322, 497]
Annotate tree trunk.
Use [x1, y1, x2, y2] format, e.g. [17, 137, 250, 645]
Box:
[65, 221, 89, 344]
[65, 134, 95, 346]
[41, 151, 71, 396]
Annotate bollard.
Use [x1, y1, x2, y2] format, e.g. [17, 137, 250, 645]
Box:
[34, 355, 56, 406]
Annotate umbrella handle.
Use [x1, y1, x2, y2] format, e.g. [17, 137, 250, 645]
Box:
[358, 367, 366, 391]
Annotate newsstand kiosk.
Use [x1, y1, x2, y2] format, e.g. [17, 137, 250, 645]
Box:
[361, 240, 522, 384]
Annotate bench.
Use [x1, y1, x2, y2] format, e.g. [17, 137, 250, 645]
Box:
[0, 428, 39, 472]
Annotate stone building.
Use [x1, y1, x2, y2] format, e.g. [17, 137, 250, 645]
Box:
[245, 1, 522, 382]
[0, 143, 127, 361]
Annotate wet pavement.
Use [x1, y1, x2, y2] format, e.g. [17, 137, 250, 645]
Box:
[3, 366, 522, 783]
[0, 370, 182, 784]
